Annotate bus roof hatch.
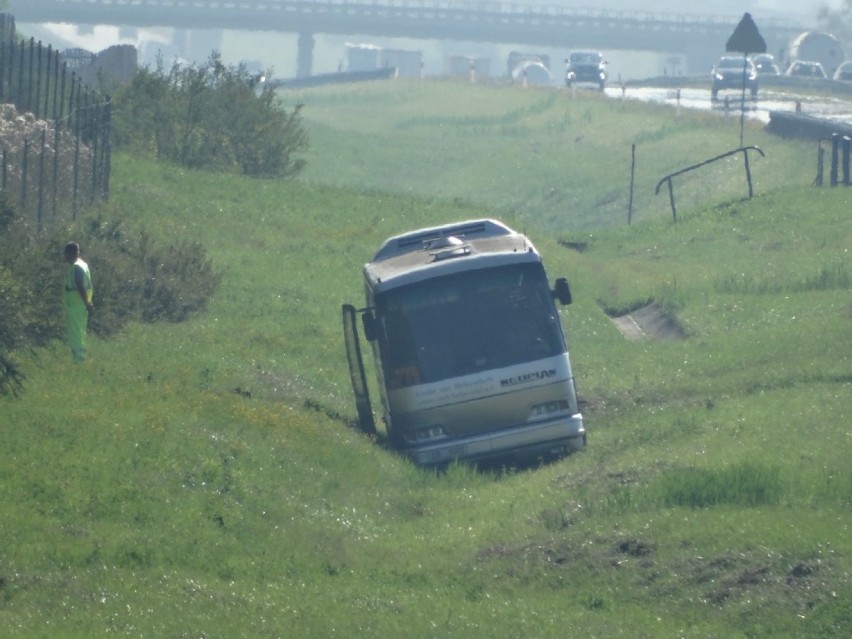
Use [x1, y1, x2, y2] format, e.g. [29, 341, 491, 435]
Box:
[427, 236, 471, 261]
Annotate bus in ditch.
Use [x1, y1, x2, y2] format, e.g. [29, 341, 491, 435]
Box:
[342, 219, 585, 466]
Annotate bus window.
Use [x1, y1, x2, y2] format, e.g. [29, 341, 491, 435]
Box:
[382, 309, 420, 389]
[378, 263, 565, 386]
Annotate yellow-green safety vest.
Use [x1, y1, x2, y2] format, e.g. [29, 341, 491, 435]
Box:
[64, 258, 93, 306]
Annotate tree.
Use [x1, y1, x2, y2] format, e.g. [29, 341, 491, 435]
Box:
[818, 0, 852, 44]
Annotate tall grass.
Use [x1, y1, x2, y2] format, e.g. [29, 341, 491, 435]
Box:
[653, 461, 785, 508]
[0, 79, 849, 638]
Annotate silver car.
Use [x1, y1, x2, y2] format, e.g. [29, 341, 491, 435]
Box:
[711, 56, 758, 99]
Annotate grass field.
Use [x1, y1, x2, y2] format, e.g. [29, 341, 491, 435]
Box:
[0, 79, 849, 638]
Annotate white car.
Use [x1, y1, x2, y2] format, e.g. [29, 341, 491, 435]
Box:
[751, 53, 780, 76]
[833, 61, 852, 82]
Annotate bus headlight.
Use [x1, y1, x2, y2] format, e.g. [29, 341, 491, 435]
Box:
[404, 425, 447, 444]
[528, 399, 570, 420]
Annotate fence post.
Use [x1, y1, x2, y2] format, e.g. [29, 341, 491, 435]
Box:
[73, 136, 80, 220]
[102, 96, 112, 199]
[86, 90, 98, 202]
[37, 127, 46, 230]
[815, 142, 824, 187]
[0, 30, 5, 102]
[744, 147, 754, 198]
[90, 95, 99, 202]
[843, 136, 851, 186]
[26, 38, 34, 114]
[667, 179, 677, 223]
[53, 119, 61, 219]
[43, 43, 52, 118]
[628, 143, 635, 225]
[58, 58, 67, 121]
[35, 39, 42, 120]
[830, 133, 840, 186]
[15, 38, 22, 106]
[69, 72, 78, 138]
[21, 137, 28, 215]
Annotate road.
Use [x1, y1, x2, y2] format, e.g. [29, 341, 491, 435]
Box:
[609, 84, 852, 127]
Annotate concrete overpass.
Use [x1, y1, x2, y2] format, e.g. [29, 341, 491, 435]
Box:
[10, 0, 806, 76]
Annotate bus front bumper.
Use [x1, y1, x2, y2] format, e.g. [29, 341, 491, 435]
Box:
[404, 414, 585, 466]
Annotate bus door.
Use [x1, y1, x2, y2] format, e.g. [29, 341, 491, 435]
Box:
[341, 304, 377, 435]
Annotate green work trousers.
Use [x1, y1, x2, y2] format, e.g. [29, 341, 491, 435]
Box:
[65, 303, 88, 362]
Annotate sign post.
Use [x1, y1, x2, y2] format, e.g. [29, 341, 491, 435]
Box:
[726, 13, 767, 146]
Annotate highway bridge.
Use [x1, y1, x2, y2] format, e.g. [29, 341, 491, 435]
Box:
[10, 0, 806, 76]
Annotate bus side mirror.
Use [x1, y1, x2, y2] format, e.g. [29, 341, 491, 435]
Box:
[552, 278, 572, 305]
[362, 312, 379, 342]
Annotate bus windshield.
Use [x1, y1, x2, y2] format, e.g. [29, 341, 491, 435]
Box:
[377, 263, 566, 389]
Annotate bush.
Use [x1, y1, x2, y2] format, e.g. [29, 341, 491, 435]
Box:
[0, 265, 26, 395]
[0, 201, 221, 395]
[0, 193, 59, 394]
[77, 214, 221, 329]
[136, 232, 221, 323]
[112, 52, 308, 178]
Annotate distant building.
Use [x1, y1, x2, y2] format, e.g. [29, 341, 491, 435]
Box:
[346, 44, 422, 78]
[346, 43, 383, 72]
[448, 55, 490, 80]
[60, 47, 96, 69]
[60, 44, 137, 90]
[381, 49, 422, 78]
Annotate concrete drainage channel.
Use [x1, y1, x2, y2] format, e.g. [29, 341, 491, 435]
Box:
[610, 302, 686, 341]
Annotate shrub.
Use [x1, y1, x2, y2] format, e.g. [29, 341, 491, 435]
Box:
[0, 265, 26, 395]
[73, 213, 222, 329]
[0, 193, 58, 394]
[136, 233, 221, 323]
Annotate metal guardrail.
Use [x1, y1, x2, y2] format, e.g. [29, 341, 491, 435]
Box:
[655, 146, 765, 222]
[270, 66, 398, 89]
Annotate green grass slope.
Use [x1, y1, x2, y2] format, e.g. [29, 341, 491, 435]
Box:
[0, 80, 849, 638]
[295, 79, 816, 231]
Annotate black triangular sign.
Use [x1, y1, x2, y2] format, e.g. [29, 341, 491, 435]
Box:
[726, 13, 767, 54]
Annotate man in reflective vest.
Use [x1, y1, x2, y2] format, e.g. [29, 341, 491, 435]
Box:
[63, 241, 94, 362]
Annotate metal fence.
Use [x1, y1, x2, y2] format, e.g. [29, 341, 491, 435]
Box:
[815, 134, 852, 187]
[0, 14, 111, 230]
